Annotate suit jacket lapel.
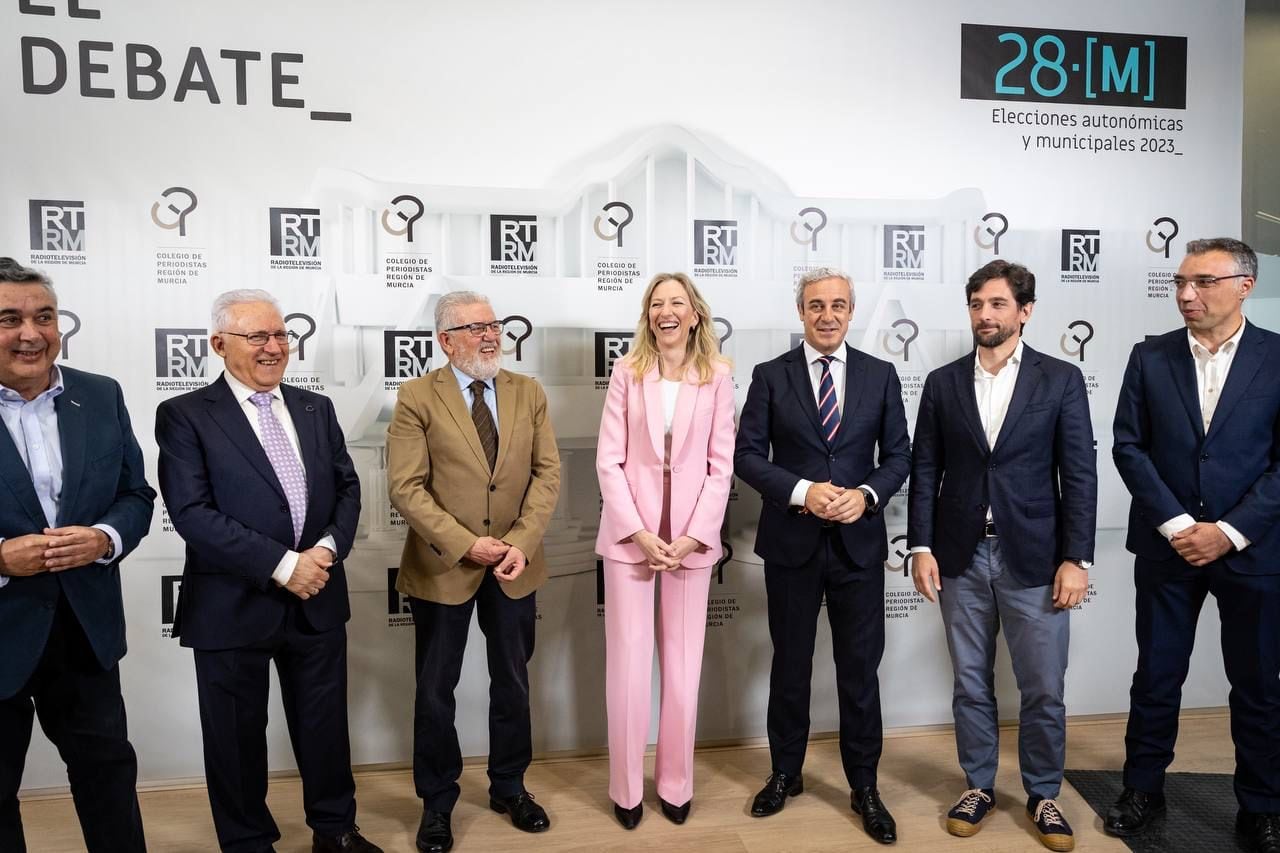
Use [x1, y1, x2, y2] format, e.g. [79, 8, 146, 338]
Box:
[669, 377, 698, 462]
[1167, 333, 1205, 441]
[434, 369, 489, 471]
[493, 371, 516, 475]
[0, 407, 51, 531]
[954, 354, 989, 454]
[990, 346, 1043, 456]
[642, 367, 666, 462]
[785, 347, 825, 441]
[1205, 322, 1265, 447]
[54, 379, 85, 524]
[205, 376, 287, 502]
[833, 345, 865, 451]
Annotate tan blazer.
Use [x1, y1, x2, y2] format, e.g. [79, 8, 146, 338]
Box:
[387, 366, 561, 604]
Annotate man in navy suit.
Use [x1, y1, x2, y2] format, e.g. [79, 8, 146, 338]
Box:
[909, 260, 1096, 851]
[0, 258, 155, 853]
[1108, 238, 1280, 853]
[156, 290, 379, 853]
[735, 267, 911, 844]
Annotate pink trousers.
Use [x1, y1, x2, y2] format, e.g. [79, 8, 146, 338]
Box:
[603, 558, 713, 809]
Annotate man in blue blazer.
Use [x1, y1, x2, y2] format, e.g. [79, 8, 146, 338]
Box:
[1109, 238, 1280, 853]
[909, 260, 1096, 851]
[0, 258, 155, 853]
[735, 268, 911, 844]
[156, 290, 379, 853]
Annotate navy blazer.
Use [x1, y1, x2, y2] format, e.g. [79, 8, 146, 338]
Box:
[1113, 322, 1280, 574]
[908, 345, 1097, 587]
[0, 367, 155, 699]
[155, 376, 361, 650]
[735, 343, 911, 569]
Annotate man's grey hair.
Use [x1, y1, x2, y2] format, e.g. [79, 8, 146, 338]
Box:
[1186, 237, 1258, 279]
[210, 288, 281, 331]
[435, 290, 492, 332]
[795, 267, 854, 308]
[0, 257, 57, 303]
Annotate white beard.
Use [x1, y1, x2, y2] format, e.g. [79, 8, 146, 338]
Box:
[451, 349, 500, 381]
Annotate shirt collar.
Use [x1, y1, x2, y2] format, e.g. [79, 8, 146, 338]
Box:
[0, 365, 65, 405]
[974, 339, 1024, 379]
[451, 363, 494, 392]
[223, 369, 280, 405]
[802, 339, 846, 366]
[1188, 316, 1247, 360]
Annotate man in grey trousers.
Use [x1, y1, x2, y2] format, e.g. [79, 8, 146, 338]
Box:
[908, 260, 1097, 851]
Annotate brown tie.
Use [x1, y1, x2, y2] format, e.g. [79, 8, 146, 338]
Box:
[469, 380, 498, 471]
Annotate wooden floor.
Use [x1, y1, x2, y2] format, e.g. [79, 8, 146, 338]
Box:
[20, 711, 1233, 852]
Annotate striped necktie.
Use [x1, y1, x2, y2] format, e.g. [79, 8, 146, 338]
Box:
[470, 380, 498, 471]
[818, 355, 840, 443]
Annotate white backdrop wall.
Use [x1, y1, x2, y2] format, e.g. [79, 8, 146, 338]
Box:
[1, 0, 1244, 790]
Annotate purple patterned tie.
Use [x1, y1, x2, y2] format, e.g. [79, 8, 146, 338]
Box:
[250, 391, 307, 546]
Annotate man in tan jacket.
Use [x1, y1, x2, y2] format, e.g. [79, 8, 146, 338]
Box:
[388, 290, 560, 853]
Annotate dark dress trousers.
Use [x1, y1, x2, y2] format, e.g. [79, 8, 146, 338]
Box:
[735, 343, 911, 788]
[156, 376, 361, 852]
[0, 367, 156, 853]
[1113, 322, 1280, 813]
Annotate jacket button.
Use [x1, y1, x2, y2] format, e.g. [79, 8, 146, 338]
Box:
[489, 484, 497, 492]
[483, 518, 490, 526]
[673, 465, 682, 474]
[978, 503, 987, 511]
[1200, 454, 1209, 462]
[280, 505, 288, 512]
[988, 464, 996, 470]
[44, 600, 55, 610]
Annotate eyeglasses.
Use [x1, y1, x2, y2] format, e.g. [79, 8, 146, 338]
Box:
[220, 331, 296, 346]
[444, 321, 505, 337]
[1169, 274, 1250, 291]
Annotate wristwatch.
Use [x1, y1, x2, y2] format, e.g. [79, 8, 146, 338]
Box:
[101, 536, 116, 562]
[1064, 557, 1091, 569]
[857, 486, 879, 516]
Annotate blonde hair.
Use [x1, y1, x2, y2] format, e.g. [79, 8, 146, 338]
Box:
[623, 272, 729, 384]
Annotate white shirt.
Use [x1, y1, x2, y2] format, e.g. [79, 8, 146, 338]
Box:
[661, 379, 681, 434]
[222, 370, 336, 585]
[788, 340, 878, 508]
[1156, 318, 1251, 551]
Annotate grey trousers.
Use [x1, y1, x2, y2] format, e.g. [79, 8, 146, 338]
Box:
[939, 538, 1070, 801]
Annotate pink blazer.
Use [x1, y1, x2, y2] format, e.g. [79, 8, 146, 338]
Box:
[595, 358, 736, 567]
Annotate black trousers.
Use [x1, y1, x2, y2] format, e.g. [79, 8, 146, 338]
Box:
[1123, 555, 1280, 813]
[0, 592, 145, 853]
[764, 529, 885, 790]
[409, 571, 537, 812]
[192, 605, 356, 852]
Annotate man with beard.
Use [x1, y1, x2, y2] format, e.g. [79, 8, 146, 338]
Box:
[734, 268, 911, 844]
[1109, 239, 1280, 853]
[908, 260, 1096, 851]
[387, 290, 561, 853]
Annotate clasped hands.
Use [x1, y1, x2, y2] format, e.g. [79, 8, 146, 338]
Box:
[284, 546, 337, 600]
[1170, 522, 1233, 566]
[0, 526, 111, 576]
[465, 536, 528, 582]
[803, 481, 866, 524]
[632, 530, 701, 572]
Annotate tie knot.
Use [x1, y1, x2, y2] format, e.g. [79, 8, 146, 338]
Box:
[819, 355, 835, 367]
[469, 380, 487, 395]
[250, 391, 273, 409]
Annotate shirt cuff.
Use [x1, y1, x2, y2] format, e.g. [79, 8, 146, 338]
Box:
[909, 546, 932, 554]
[316, 534, 338, 559]
[789, 479, 813, 508]
[272, 550, 300, 586]
[92, 524, 123, 565]
[1217, 521, 1250, 552]
[1158, 513, 1196, 540]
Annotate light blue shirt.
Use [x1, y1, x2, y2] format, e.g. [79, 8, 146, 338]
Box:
[0, 367, 121, 589]
[451, 364, 499, 432]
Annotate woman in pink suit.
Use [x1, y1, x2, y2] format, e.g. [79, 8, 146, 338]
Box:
[596, 272, 736, 830]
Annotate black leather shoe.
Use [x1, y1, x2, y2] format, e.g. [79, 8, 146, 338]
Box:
[490, 791, 551, 833]
[313, 826, 382, 853]
[613, 801, 643, 829]
[1103, 787, 1166, 837]
[851, 787, 897, 845]
[659, 797, 691, 824]
[416, 810, 452, 853]
[751, 771, 804, 817]
[1238, 811, 1280, 853]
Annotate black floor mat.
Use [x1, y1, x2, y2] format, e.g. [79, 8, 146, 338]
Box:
[1064, 768, 1248, 852]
